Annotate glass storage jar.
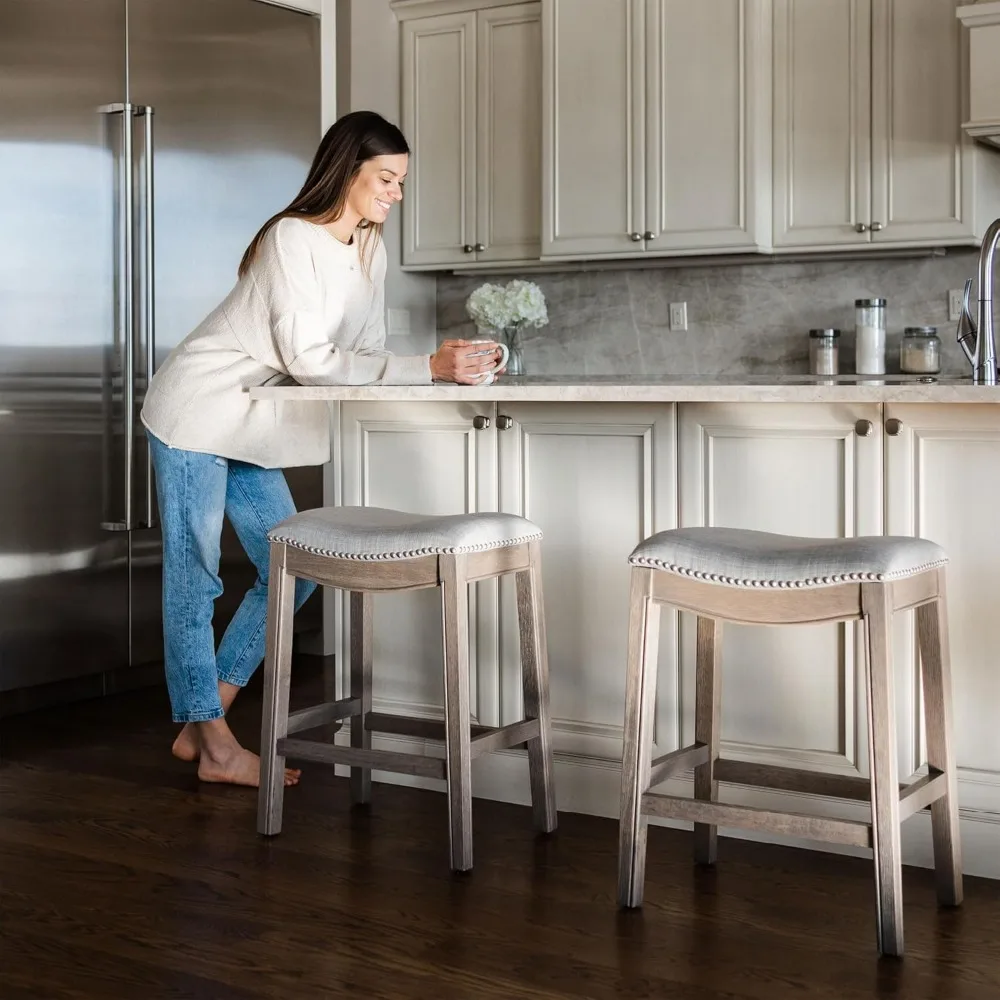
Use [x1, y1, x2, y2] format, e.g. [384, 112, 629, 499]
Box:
[809, 329, 840, 376]
[855, 298, 887, 375]
[899, 326, 941, 375]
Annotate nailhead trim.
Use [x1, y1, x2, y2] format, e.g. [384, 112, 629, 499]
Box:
[627, 555, 948, 589]
[268, 530, 543, 561]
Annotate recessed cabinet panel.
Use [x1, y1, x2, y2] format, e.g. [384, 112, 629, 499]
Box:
[646, 0, 757, 248]
[542, 0, 640, 255]
[340, 402, 499, 726]
[772, 0, 872, 246]
[497, 404, 676, 759]
[885, 405, 1000, 779]
[678, 404, 883, 773]
[870, 0, 971, 243]
[401, 13, 477, 265]
[477, 5, 542, 260]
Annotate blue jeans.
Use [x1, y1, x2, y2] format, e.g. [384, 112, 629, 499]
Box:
[148, 433, 316, 723]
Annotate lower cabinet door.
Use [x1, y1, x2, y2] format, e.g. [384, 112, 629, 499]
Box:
[340, 401, 500, 729]
[678, 402, 883, 778]
[496, 403, 677, 763]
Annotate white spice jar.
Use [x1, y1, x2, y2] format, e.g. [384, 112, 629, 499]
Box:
[855, 298, 887, 375]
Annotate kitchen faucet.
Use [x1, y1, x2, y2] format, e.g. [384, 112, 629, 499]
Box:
[957, 216, 1000, 385]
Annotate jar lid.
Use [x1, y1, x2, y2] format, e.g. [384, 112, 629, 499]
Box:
[855, 298, 887, 307]
[903, 325, 938, 337]
[809, 328, 841, 338]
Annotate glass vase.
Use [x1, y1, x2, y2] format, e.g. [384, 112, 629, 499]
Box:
[497, 325, 525, 376]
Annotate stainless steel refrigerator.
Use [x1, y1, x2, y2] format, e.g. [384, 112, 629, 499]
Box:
[0, 0, 323, 710]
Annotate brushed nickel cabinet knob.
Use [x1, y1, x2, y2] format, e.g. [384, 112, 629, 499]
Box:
[474, 242, 486, 252]
[885, 418, 903, 436]
[463, 244, 475, 253]
[496, 415, 514, 431]
[870, 221, 884, 232]
[855, 419, 874, 437]
[855, 223, 869, 233]
[629, 232, 642, 242]
[472, 415, 490, 430]
[643, 231, 656, 241]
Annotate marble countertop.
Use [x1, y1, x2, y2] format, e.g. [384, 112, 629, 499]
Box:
[248, 374, 1000, 404]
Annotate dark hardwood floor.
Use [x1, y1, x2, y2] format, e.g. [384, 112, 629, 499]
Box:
[2, 658, 998, 1000]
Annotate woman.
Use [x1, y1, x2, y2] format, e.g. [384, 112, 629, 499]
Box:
[141, 110, 500, 788]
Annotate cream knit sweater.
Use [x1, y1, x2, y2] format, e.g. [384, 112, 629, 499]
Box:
[140, 217, 431, 468]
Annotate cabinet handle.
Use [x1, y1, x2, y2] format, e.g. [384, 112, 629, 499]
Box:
[855, 419, 874, 437]
[855, 223, 869, 233]
[643, 231, 656, 241]
[885, 418, 902, 436]
[870, 221, 884, 232]
[496, 414, 514, 431]
[462, 244, 475, 253]
[472, 415, 490, 430]
[629, 232, 642, 242]
[474, 242, 486, 252]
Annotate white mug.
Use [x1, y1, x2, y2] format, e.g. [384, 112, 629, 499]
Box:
[465, 339, 509, 385]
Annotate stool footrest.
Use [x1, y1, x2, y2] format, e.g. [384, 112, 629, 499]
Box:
[899, 770, 948, 821]
[277, 737, 447, 780]
[287, 697, 361, 736]
[470, 719, 540, 756]
[715, 757, 874, 801]
[365, 712, 493, 742]
[649, 743, 710, 789]
[641, 791, 873, 848]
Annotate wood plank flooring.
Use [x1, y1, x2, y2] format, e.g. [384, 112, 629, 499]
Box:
[1, 658, 998, 999]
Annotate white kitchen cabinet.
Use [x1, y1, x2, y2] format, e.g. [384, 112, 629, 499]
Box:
[339, 401, 502, 727]
[542, 0, 769, 258]
[677, 403, 884, 777]
[773, 0, 1000, 249]
[495, 403, 676, 761]
[398, 2, 541, 267]
[884, 404, 1000, 819]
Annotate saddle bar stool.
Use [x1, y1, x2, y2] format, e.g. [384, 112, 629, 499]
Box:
[617, 527, 963, 957]
[257, 506, 557, 871]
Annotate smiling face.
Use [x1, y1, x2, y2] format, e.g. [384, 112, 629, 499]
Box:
[345, 153, 408, 225]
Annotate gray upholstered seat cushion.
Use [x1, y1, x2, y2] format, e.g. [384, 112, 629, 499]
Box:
[268, 506, 542, 561]
[628, 527, 946, 589]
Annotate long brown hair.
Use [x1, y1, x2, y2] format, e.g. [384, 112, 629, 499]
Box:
[238, 110, 410, 280]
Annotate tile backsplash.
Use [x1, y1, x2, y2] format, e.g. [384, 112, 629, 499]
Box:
[436, 251, 983, 376]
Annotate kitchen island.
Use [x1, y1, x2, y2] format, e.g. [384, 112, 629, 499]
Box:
[250, 376, 1000, 878]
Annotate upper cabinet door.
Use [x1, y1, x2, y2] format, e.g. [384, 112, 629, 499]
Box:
[773, 0, 873, 247]
[476, 3, 542, 262]
[644, 0, 768, 252]
[401, 11, 477, 266]
[542, 0, 644, 256]
[870, 0, 972, 244]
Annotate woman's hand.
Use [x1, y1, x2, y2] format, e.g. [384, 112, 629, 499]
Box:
[429, 340, 503, 384]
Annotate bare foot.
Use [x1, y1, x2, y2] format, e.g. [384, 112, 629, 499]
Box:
[172, 723, 200, 762]
[197, 745, 301, 788]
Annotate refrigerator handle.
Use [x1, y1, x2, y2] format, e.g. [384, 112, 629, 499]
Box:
[99, 103, 135, 532]
[138, 105, 157, 529]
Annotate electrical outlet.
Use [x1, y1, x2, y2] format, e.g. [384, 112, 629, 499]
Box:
[669, 301, 688, 331]
[948, 289, 964, 323]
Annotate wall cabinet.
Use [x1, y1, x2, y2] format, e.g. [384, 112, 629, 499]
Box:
[398, 2, 541, 267]
[541, 0, 769, 258]
[333, 399, 999, 876]
[773, 0, 1000, 249]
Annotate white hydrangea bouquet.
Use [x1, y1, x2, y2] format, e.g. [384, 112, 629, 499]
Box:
[465, 279, 548, 375]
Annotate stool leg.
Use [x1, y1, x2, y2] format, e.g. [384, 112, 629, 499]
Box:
[617, 567, 661, 908]
[515, 540, 557, 834]
[441, 553, 473, 872]
[916, 571, 963, 907]
[693, 616, 722, 865]
[258, 543, 296, 836]
[350, 592, 374, 806]
[862, 583, 904, 957]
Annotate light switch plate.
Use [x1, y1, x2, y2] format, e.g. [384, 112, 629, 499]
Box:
[669, 302, 688, 331]
[388, 307, 411, 334]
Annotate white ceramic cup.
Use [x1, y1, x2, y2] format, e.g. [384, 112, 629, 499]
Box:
[464, 340, 510, 385]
